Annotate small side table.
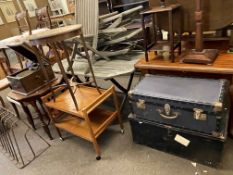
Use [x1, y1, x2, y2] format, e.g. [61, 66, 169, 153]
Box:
[141, 4, 182, 62]
[7, 74, 63, 140]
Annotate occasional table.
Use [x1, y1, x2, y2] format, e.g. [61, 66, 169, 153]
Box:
[7, 74, 63, 139]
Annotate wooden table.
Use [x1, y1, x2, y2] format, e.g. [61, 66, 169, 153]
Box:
[7, 74, 63, 139]
[135, 51, 233, 136]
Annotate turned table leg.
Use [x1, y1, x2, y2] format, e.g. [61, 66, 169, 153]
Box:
[21, 103, 36, 130]
[31, 101, 53, 140]
[10, 102, 20, 119]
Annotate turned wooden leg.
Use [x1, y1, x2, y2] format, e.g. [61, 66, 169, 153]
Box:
[10, 102, 20, 119]
[229, 82, 233, 137]
[38, 99, 51, 125]
[31, 101, 53, 140]
[21, 103, 36, 130]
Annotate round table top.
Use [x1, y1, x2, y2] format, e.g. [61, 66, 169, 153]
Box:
[0, 28, 49, 48]
[28, 24, 82, 44]
[0, 35, 25, 49]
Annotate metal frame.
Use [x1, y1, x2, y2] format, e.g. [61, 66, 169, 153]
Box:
[110, 71, 135, 111]
[0, 106, 50, 169]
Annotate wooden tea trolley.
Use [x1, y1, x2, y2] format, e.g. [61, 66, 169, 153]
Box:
[28, 25, 124, 160]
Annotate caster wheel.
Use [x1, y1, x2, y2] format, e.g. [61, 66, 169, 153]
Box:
[96, 156, 101, 160]
[59, 137, 64, 141]
[121, 129, 124, 134]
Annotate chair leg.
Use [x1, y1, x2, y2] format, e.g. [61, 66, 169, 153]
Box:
[0, 96, 5, 107]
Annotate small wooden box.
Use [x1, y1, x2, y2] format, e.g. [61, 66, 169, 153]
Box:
[7, 65, 55, 95]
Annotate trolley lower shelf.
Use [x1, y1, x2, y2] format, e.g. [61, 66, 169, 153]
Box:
[55, 108, 118, 141]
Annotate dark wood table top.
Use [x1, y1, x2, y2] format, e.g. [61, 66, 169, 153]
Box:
[135, 51, 233, 75]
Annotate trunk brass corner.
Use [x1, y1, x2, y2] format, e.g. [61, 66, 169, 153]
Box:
[193, 108, 207, 121]
[213, 102, 223, 112]
[136, 99, 146, 109]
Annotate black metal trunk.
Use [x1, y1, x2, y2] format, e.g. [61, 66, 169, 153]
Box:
[129, 114, 228, 167]
[129, 75, 230, 137]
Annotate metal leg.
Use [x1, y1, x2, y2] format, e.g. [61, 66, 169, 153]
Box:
[112, 87, 124, 133]
[110, 71, 135, 111]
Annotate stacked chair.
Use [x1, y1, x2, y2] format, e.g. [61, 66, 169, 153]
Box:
[53, 0, 145, 112]
[72, 0, 144, 61]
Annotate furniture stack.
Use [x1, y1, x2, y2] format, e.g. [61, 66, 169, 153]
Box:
[129, 74, 230, 166]
[27, 25, 124, 160]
